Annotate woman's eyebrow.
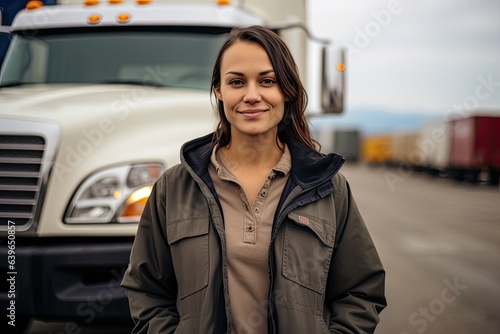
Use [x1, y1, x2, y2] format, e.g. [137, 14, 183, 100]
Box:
[225, 69, 275, 76]
[259, 69, 275, 75]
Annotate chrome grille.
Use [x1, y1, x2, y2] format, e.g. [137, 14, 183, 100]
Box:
[0, 135, 45, 227]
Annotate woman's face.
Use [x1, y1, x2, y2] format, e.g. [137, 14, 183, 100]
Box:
[215, 41, 285, 141]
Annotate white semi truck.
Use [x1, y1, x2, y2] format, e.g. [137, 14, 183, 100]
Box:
[0, 0, 345, 330]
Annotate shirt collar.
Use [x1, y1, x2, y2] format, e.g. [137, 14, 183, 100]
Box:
[272, 144, 291, 176]
[210, 144, 292, 179]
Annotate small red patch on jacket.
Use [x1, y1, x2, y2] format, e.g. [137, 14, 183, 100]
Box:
[298, 216, 309, 224]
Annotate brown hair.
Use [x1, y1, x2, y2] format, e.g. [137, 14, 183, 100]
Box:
[210, 25, 319, 152]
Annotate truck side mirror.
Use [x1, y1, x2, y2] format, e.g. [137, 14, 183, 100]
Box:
[321, 45, 345, 114]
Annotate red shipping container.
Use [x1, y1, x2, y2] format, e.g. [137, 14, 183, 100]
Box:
[450, 115, 500, 169]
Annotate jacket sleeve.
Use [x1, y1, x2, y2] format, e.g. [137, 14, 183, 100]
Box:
[121, 174, 180, 334]
[326, 173, 387, 333]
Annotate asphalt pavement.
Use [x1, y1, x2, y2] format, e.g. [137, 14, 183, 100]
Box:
[342, 163, 500, 334]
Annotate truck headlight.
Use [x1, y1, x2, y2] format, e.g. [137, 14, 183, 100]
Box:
[64, 163, 163, 224]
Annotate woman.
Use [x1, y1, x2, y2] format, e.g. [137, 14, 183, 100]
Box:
[121, 26, 386, 334]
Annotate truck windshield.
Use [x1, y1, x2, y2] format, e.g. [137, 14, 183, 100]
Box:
[0, 30, 226, 90]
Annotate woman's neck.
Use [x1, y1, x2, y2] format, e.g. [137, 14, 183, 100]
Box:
[221, 133, 284, 172]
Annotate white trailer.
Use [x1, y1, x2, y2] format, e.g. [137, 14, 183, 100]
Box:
[417, 119, 452, 175]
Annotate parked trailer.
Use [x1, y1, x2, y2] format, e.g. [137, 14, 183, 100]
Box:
[360, 113, 500, 186]
[449, 115, 500, 185]
[312, 126, 360, 161]
[361, 135, 392, 165]
[389, 131, 426, 169]
[332, 128, 360, 162]
[417, 119, 453, 176]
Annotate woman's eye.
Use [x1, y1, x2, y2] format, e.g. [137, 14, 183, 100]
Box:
[229, 79, 244, 86]
[261, 78, 276, 85]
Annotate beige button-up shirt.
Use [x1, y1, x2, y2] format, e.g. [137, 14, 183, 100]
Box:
[209, 145, 291, 334]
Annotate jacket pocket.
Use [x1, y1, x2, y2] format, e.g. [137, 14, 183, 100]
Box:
[167, 215, 210, 299]
[282, 211, 335, 294]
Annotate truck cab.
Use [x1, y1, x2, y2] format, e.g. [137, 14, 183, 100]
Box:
[0, 0, 344, 330]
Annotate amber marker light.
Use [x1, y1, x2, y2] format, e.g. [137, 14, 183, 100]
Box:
[87, 14, 102, 24]
[136, 0, 151, 4]
[26, 0, 43, 10]
[84, 0, 100, 6]
[217, 0, 231, 6]
[119, 186, 153, 222]
[337, 63, 346, 72]
[117, 13, 130, 23]
[108, 0, 123, 4]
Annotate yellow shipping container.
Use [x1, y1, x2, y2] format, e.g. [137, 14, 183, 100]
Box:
[362, 135, 392, 164]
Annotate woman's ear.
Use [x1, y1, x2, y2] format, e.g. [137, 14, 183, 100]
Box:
[215, 86, 222, 101]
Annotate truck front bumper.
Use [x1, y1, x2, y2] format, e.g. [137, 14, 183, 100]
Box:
[0, 237, 134, 322]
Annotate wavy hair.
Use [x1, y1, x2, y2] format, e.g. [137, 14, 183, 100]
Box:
[210, 25, 319, 152]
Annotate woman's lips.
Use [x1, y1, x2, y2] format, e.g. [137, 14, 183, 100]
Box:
[239, 109, 266, 118]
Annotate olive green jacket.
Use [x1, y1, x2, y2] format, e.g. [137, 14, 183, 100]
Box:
[121, 134, 386, 333]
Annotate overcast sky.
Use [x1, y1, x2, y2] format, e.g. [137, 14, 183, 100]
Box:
[307, 0, 500, 116]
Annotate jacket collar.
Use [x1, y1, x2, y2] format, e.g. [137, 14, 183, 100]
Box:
[286, 139, 345, 188]
[180, 133, 345, 189]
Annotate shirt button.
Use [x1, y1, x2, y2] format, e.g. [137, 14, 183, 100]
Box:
[247, 225, 254, 232]
[260, 190, 267, 197]
[254, 207, 260, 213]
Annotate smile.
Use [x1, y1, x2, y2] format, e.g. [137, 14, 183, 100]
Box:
[238, 109, 266, 118]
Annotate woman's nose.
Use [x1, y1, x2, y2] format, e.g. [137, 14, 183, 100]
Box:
[243, 83, 261, 104]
